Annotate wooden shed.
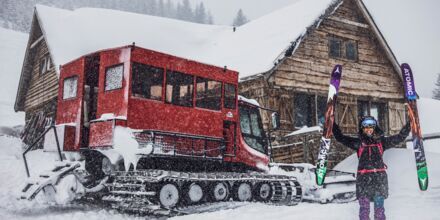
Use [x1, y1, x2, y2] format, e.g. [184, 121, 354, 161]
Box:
[239, 0, 407, 167]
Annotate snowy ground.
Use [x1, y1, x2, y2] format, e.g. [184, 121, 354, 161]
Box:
[1, 13, 440, 220]
[0, 134, 439, 220]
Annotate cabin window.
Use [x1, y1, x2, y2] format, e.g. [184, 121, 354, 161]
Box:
[329, 38, 342, 58]
[224, 83, 237, 109]
[196, 77, 222, 110]
[105, 64, 123, 91]
[316, 96, 328, 126]
[346, 41, 358, 61]
[294, 93, 313, 128]
[166, 70, 194, 107]
[358, 100, 386, 128]
[39, 55, 51, 75]
[329, 36, 358, 61]
[63, 76, 78, 99]
[131, 63, 163, 101]
[294, 93, 327, 128]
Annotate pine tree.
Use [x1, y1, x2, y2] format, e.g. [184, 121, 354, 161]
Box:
[433, 73, 440, 100]
[194, 2, 206, 24]
[157, 0, 164, 17]
[232, 9, 249, 26]
[164, 0, 175, 18]
[178, 0, 193, 22]
[206, 10, 214, 24]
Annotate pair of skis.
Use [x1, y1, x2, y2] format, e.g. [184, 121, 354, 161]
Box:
[314, 63, 428, 191]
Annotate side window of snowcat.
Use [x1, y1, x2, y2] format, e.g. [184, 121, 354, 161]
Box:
[166, 70, 194, 107]
[105, 64, 124, 91]
[196, 77, 222, 110]
[132, 62, 164, 101]
[63, 76, 78, 100]
[224, 83, 236, 109]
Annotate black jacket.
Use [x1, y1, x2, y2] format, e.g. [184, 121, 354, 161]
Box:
[332, 122, 411, 199]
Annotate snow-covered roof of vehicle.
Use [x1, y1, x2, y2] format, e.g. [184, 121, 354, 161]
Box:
[34, 0, 340, 79]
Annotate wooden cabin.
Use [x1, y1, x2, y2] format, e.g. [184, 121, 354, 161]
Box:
[14, 12, 58, 145]
[239, 0, 406, 167]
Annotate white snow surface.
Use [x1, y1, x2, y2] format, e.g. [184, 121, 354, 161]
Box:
[0, 27, 26, 127]
[1, 132, 439, 219]
[35, 0, 336, 78]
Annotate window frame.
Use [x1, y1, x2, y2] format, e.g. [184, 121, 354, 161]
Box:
[345, 40, 358, 61]
[104, 63, 124, 92]
[39, 54, 51, 75]
[328, 35, 358, 61]
[195, 76, 222, 111]
[224, 83, 237, 110]
[357, 100, 387, 131]
[165, 70, 194, 107]
[62, 75, 78, 100]
[294, 92, 327, 129]
[131, 62, 164, 101]
[328, 37, 342, 59]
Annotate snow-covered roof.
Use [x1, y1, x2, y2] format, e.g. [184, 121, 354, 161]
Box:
[34, 0, 339, 78]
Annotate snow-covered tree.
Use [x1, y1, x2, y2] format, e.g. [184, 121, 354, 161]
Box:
[0, 0, 216, 32]
[206, 10, 214, 24]
[194, 2, 206, 24]
[232, 9, 249, 26]
[433, 73, 440, 100]
[177, 0, 193, 22]
[157, 0, 165, 17]
[164, 0, 175, 18]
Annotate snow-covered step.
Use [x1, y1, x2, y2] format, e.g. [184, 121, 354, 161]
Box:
[18, 162, 81, 200]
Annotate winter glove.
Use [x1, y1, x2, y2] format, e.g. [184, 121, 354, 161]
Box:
[399, 121, 411, 137]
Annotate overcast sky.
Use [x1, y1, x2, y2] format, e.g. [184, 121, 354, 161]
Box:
[188, 0, 440, 98]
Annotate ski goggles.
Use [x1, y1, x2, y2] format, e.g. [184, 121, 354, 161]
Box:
[361, 119, 377, 128]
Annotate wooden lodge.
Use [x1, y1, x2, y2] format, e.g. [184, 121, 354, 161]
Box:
[239, 0, 407, 167]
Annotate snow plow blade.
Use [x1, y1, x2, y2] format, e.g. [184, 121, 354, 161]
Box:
[19, 162, 81, 200]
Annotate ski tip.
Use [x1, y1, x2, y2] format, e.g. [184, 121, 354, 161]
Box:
[401, 63, 410, 68]
[400, 63, 412, 73]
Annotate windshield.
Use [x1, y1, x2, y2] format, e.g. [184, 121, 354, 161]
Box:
[239, 105, 267, 154]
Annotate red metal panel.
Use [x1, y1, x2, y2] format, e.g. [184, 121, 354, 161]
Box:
[88, 121, 114, 148]
[63, 125, 76, 150]
[128, 99, 226, 137]
[57, 58, 85, 151]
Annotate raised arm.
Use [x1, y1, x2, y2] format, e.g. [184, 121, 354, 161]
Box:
[382, 121, 411, 149]
[332, 123, 359, 151]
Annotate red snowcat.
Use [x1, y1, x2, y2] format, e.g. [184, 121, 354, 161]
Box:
[19, 45, 302, 215]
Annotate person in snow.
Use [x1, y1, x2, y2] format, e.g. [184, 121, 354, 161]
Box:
[332, 115, 410, 220]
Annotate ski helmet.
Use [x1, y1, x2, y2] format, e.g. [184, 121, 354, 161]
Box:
[360, 116, 377, 129]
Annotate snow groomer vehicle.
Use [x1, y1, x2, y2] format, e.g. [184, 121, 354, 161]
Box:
[19, 45, 304, 214]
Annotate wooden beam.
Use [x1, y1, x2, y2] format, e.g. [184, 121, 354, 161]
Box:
[328, 16, 369, 28]
[30, 35, 44, 49]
